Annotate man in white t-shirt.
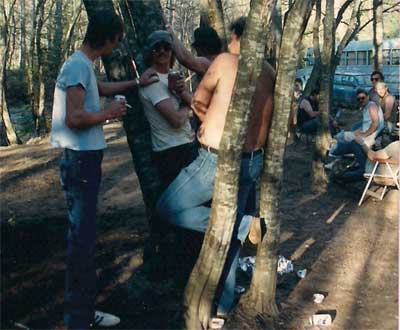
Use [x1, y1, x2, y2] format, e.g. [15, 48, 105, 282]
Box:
[139, 30, 195, 189]
[51, 11, 157, 329]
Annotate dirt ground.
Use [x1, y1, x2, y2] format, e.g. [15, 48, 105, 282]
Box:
[1, 121, 398, 330]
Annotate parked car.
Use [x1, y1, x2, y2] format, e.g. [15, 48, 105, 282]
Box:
[333, 72, 371, 107]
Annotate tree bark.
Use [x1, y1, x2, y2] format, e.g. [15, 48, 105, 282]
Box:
[183, 0, 276, 328]
[304, 0, 321, 96]
[20, 0, 27, 71]
[311, 0, 334, 192]
[237, 0, 313, 320]
[264, 0, 282, 69]
[1, 0, 21, 145]
[373, 0, 383, 71]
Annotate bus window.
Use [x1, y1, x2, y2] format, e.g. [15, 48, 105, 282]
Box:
[357, 51, 367, 65]
[340, 53, 346, 65]
[392, 49, 400, 65]
[367, 50, 373, 65]
[347, 51, 356, 65]
[383, 49, 391, 65]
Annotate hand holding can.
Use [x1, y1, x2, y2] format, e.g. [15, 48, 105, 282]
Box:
[168, 70, 182, 92]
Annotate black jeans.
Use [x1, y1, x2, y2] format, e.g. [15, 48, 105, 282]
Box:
[153, 142, 196, 191]
[60, 149, 103, 329]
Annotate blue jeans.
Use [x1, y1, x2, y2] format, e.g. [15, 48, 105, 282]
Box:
[156, 147, 263, 313]
[331, 141, 366, 179]
[60, 149, 103, 329]
[299, 117, 319, 134]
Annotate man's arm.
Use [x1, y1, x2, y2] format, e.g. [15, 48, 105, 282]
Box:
[65, 85, 125, 129]
[300, 99, 319, 117]
[191, 54, 224, 121]
[383, 95, 396, 120]
[97, 69, 159, 96]
[154, 98, 190, 128]
[356, 103, 379, 138]
[162, 14, 211, 75]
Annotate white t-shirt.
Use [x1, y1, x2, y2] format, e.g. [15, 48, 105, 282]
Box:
[51, 50, 106, 151]
[139, 72, 194, 151]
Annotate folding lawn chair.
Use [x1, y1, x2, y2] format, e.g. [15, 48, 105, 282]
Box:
[358, 157, 400, 206]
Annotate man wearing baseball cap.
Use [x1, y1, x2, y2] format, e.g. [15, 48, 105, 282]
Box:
[139, 30, 195, 189]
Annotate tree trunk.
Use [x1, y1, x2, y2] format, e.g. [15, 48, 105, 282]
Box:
[34, 0, 47, 135]
[184, 1, 276, 329]
[311, 0, 334, 193]
[264, 0, 282, 69]
[237, 0, 313, 321]
[20, 0, 27, 71]
[373, 0, 383, 71]
[304, 0, 321, 96]
[1, 0, 21, 145]
[199, 0, 227, 51]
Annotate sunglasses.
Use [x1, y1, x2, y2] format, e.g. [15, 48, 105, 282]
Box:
[370, 77, 380, 82]
[357, 96, 366, 101]
[152, 43, 172, 53]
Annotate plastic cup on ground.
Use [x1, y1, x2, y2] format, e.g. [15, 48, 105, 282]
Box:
[313, 293, 325, 304]
[210, 318, 225, 329]
[309, 314, 332, 326]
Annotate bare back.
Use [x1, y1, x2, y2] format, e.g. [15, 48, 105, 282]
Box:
[191, 53, 275, 151]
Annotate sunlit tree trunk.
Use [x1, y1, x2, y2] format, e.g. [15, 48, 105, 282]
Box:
[184, 0, 276, 328]
[1, 0, 21, 145]
[236, 0, 313, 323]
[311, 0, 334, 192]
[264, 0, 282, 69]
[373, 0, 383, 71]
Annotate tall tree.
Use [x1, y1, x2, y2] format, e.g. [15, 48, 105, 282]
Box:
[19, 0, 27, 71]
[1, 0, 21, 145]
[373, 0, 383, 71]
[200, 0, 227, 50]
[311, 0, 335, 192]
[236, 0, 314, 324]
[183, 0, 276, 328]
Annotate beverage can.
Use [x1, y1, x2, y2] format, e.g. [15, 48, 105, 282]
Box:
[114, 95, 126, 102]
[168, 70, 181, 90]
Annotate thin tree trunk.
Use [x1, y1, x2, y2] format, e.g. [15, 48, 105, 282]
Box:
[373, 0, 383, 71]
[265, 0, 282, 69]
[184, 0, 276, 328]
[1, 0, 21, 145]
[304, 0, 321, 96]
[311, 0, 334, 192]
[20, 0, 27, 71]
[34, 0, 47, 135]
[236, 0, 313, 321]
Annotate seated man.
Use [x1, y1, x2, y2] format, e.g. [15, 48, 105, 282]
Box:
[297, 88, 320, 134]
[375, 81, 397, 134]
[327, 89, 385, 180]
[368, 70, 384, 104]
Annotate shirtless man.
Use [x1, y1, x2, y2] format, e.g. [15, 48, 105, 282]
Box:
[157, 17, 275, 316]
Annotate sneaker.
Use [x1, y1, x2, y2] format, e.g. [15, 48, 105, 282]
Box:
[92, 311, 120, 327]
[324, 161, 337, 170]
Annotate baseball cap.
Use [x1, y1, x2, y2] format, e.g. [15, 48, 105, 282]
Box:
[146, 30, 173, 50]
